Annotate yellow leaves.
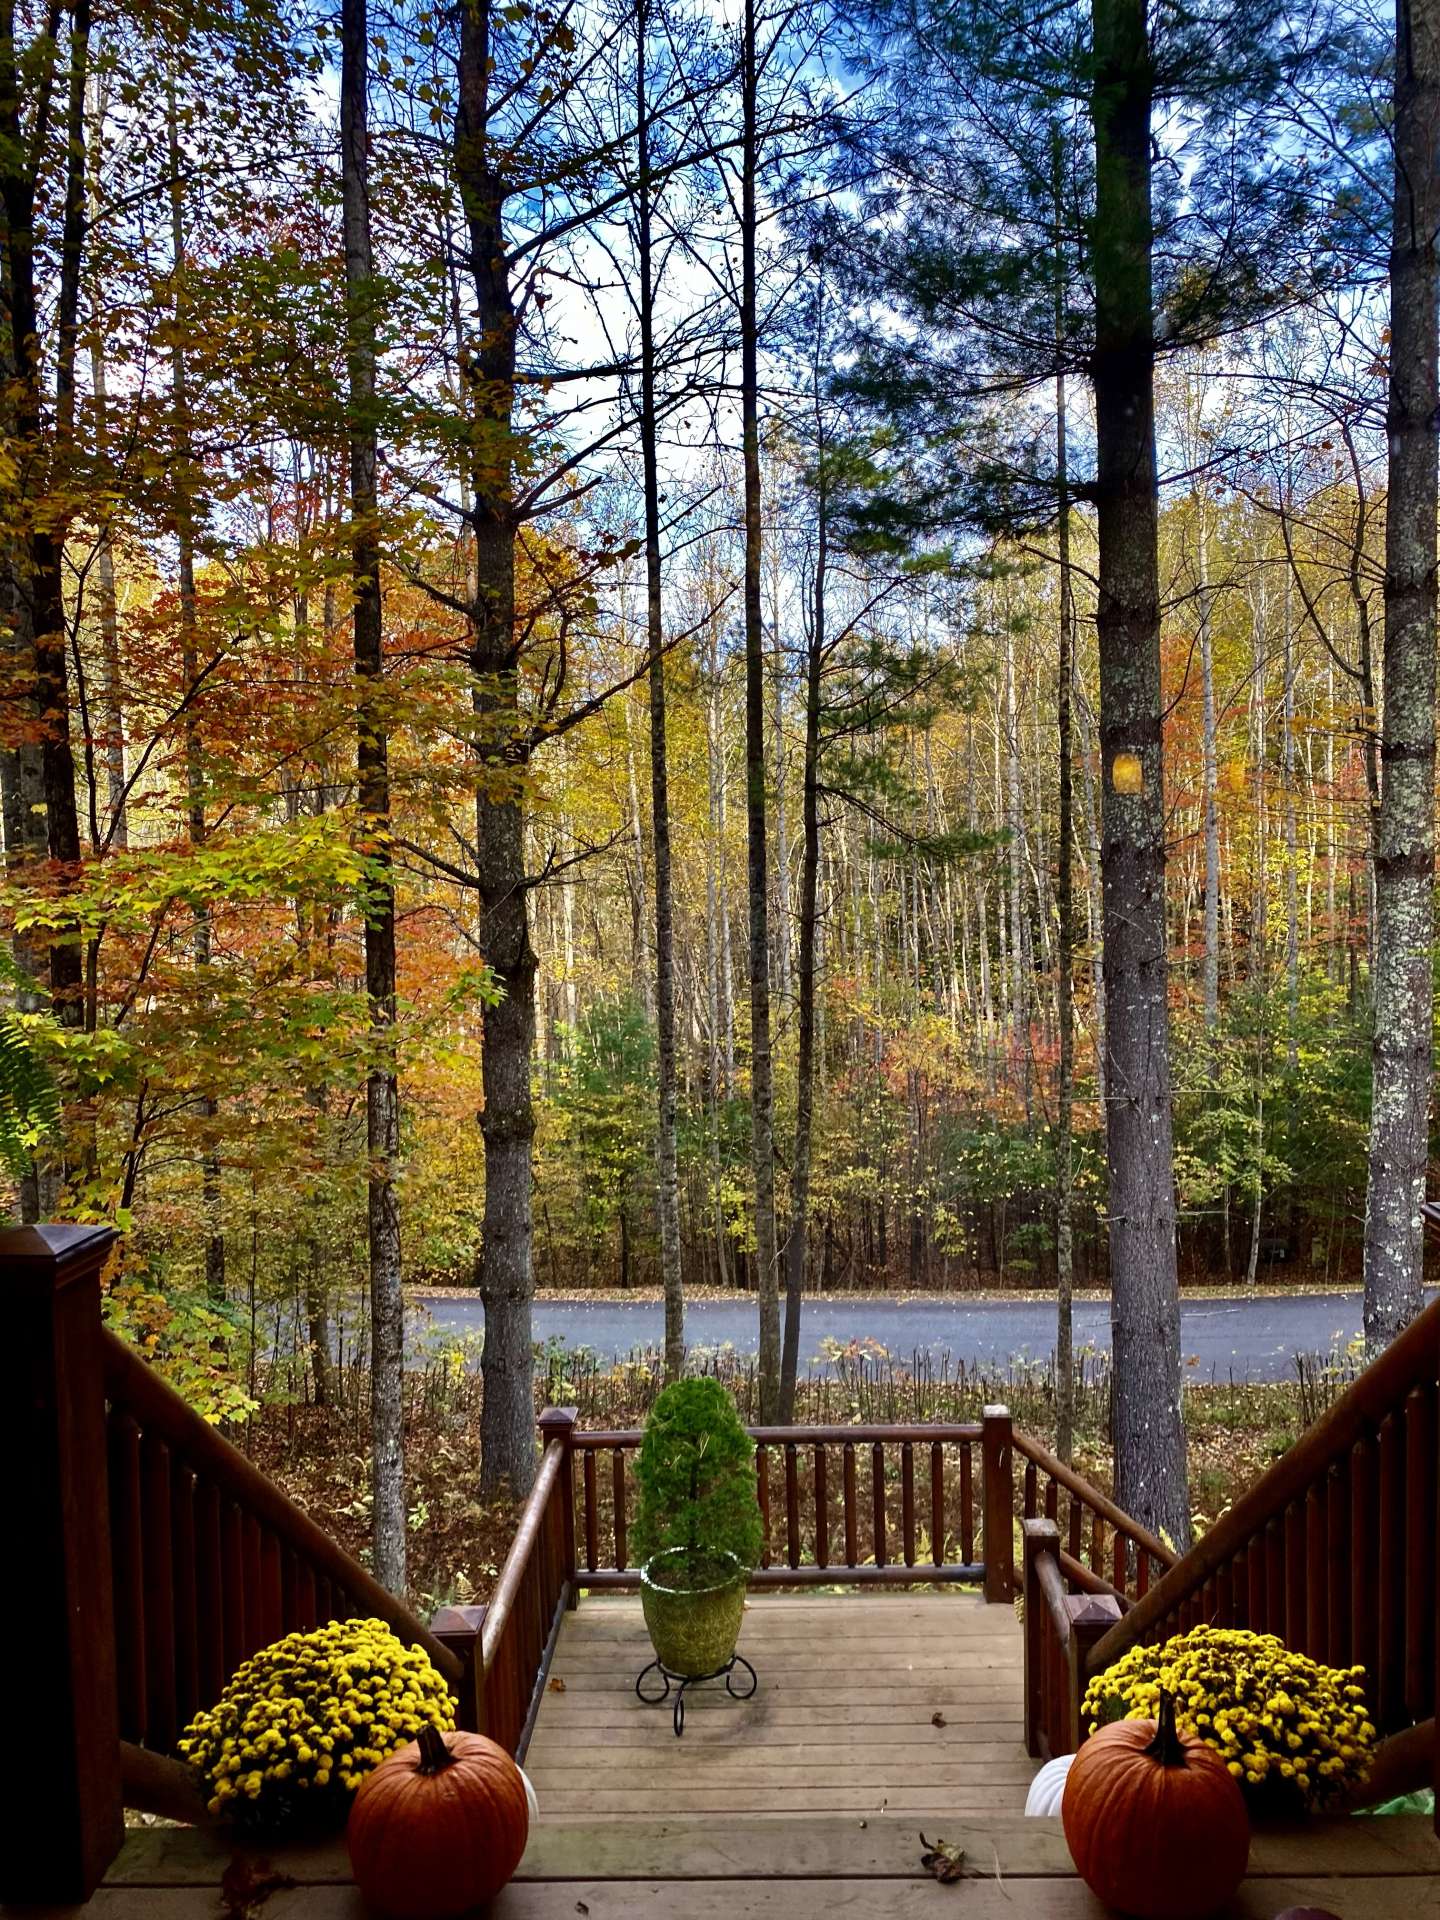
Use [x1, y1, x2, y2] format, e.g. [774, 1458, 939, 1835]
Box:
[1110, 751, 1144, 794]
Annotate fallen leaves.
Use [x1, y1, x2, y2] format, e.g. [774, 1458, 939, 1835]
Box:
[220, 1857, 296, 1920]
[548, 1675, 567, 1692]
[931, 1710, 947, 1727]
[919, 1835, 967, 1885]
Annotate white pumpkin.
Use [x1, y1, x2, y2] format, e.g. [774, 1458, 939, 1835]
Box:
[1024, 1752, 1074, 1816]
[519, 1765, 540, 1822]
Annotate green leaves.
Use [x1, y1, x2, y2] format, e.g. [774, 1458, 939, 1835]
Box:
[631, 1379, 764, 1574]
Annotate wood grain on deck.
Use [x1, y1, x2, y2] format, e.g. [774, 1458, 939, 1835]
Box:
[524, 1593, 1036, 1818]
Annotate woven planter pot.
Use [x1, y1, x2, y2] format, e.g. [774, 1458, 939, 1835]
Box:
[640, 1549, 747, 1677]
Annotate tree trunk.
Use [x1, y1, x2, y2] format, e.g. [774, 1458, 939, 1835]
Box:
[456, 0, 538, 1496]
[166, 77, 226, 1305]
[1052, 142, 1076, 1465]
[1364, 0, 1439, 1348]
[1197, 500, 1220, 1035]
[740, 0, 781, 1420]
[342, 0, 407, 1590]
[636, 1, 684, 1380]
[780, 330, 827, 1421]
[1089, 0, 1188, 1547]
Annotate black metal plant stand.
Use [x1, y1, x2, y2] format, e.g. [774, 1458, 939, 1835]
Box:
[634, 1653, 758, 1736]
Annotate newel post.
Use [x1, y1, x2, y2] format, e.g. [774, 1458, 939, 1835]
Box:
[0, 1223, 123, 1903]
[538, 1406, 578, 1608]
[431, 1604, 488, 1735]
[982, 1403, 1015, 1602]
[1065, 1592, 1122, 1752]
[1021, 1518, 1059, 1756]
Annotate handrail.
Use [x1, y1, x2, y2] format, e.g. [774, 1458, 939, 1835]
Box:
[469, 1415, 575, 1760]
[481, 1439, 565, 1671]
[1086, 1294, 1440, 1676]
[102, 1333, 460, 1685]
[1022, 1518, 1122, 1761]
[563, 1411, 1009, 1596]
[1014, 1429, 1177, 1569]
[569, 1421, 985, 1447]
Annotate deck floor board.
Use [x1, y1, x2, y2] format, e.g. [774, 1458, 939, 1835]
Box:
[525, 1593, 1033, 1819]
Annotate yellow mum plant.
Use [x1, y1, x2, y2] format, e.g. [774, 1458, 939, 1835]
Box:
[179, 1618, 454, 1830]
[1083, 1627, 1375, 1813]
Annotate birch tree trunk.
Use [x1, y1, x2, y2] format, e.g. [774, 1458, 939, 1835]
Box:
[635, 0, 684, 1378]
[740, 0, 781, 1416]
[1363, 0, 1439, 1348]
[1089, 0, 1188, 1547]
[341, 0, 406, 1591]
[1197, 502, 1220, 1036]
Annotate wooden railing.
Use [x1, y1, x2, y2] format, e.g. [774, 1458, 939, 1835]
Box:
[1015, 1429, 1177, 1608]
[102, 1333, 463, 1758]
[1022, 1518, 1121, 1760]
[1021, 1288, 1439, 1829]
[453, 1407, 577, 1761]
[1, 1224, 463, 1906]
[564, 1406, 1015, 1600]
[1084, 1293, 1439, 1731]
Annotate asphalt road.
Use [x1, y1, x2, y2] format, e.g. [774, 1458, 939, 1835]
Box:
[411, 1288, 1436, 1383]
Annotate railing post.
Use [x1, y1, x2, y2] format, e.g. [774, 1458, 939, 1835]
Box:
[0, 1223, 123, 1903]
[1066, 1592, 1123, 1751]
[1022, 1518, 1059, 1756]
[538, 1406, 578, 1608]
[982, 1403, 1015, 1602]
[431, 1603, 488, 1734]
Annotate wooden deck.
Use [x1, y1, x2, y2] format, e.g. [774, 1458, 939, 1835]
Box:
[9, 1594, 1436, 1915]
[15, 1810, 1437, 1916]
[525, 1592, 1035, 1818]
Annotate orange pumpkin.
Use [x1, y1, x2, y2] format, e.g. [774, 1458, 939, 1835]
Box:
[1061, 1690, 1250, 1918]
[346, 1725, 530, 1919]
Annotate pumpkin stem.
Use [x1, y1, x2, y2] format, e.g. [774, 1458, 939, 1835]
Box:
[1144, 1689, 1188, 1767]
[415, 1723, 456, 1775]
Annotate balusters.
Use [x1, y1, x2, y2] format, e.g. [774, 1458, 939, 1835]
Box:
[1023, 1457, 1037, 1517]
[1350, 1427, 1379, 1713]
[872, 1442, 887, 1568]
[815, 1445, 829, 1569]
[1377, 1411, 1405, 1727]
[242, 1515, 264, 1662]
[1402, 1386, 1434, 1719]
[1090, 1509, 1103, 1577]
[261, 1529, 283, 1645]
[757, 1445, 771, 1568]
[843, 1442, 857, 1565]
[1247, 1529, 1265, 1628]
[1231, 1548, 1249, 1629]
[194, 1477, 225, 1705]
[901, 1442, 915, 1567]
[583, 1450, 598, 1574]
[172, 1465, 199, 1730]
[221, 1503, 245, 1665]
[1264, 1515, 1285, 1639]
[960, 1443, 974, 1563]
[612, 1448, 627, 1572]
[1325, 1464, 1350, 1669]
[1067, 1491, 1082, 1565]
[785, 1443, 801, 1570]
[1044, 1476, 1058, 1522]
[108, 1411, 145, 1742]
[1136, 1548, 1149, 1600]
[930, 1441, 943, 1568]
[1305, 1482, 1327, 1659]
[1221, 1559, 1244, 1620]
[140, 1432, 177, 1749]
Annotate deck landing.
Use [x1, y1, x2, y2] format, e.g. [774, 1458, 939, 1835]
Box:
[525, 1592, 1036, 1818]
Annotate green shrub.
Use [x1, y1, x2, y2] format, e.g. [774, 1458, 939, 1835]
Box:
[631, 1378, 763, 1583]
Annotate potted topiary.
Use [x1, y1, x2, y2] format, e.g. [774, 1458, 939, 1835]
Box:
[632, 1378, 763, 1685]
